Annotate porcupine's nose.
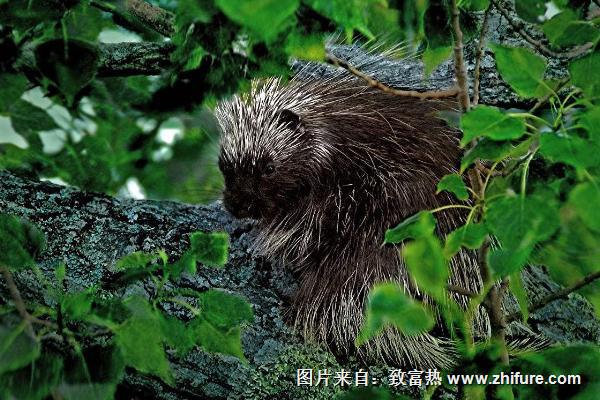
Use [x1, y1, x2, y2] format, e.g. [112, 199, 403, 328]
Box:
[223, 190, 254, 219]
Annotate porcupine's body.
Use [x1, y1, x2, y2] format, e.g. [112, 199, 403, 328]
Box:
[216, 72, 483, 369]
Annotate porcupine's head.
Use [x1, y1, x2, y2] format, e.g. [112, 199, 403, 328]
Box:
[215, 78, 331, 221]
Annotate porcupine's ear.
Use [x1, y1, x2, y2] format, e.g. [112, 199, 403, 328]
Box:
[276, 109, 303, 132]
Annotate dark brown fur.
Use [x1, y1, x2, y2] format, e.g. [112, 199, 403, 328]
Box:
[216, 76, 482, 368]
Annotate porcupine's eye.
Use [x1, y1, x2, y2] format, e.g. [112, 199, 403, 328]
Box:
[263, 162, 275, 176]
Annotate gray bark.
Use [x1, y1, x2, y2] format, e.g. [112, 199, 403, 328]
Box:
[1, 171, 599, 399]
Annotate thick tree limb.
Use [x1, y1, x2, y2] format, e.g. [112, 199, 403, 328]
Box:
[507, 271, 600, 323]
[98, 42, 175, 76]
[91, 0, 175, 37]
[0, 171, 598, 399]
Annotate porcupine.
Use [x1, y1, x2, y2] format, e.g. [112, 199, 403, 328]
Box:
[215, 55, 485, 369]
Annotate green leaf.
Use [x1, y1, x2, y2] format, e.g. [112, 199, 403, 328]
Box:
[403, 237, 448, 301]
[460, 138, 532, 173]
[191, 289, 253, 360]
[182, 46, 208, 72]
[485, 195, 559, 276]
[514, 0, 547, 23]
[485, 195, 560, 249]
[9, 99, 59, 137]
[189, 231, 229, 268]
[384, 211, 436, 244]
[215, 0, 299, 41]
[35, 39, 99, 105]
[512, 345, 600, 400]
[160, 317, 195, 356]
[0, 73, 28, 112]
[115, 297, 172, 384]
[0, 323, 40, 374]
[444, 223, 488, 258]
[356, 283, 434, 346]
[199, 289, 254, 329]
[0, 0, 69, 30]
[0, 353, 63, 400]
[437, 173, 469, 200]
[285, 33, 326, 61]
[460, 106, 527, 146]
[510, 272, 529, 322]
[570, 52, 600, 99]
[539, 130, 600, 169]
[488, 246, 533, 277]
[568, 182, 600, 233]
[543, 10, 600, 48]
[304, 0, 375, 38]
[193, 320, 247, 360]
[535, 209, 600, 316]
[168, 251, 196, 277]
[62, 288, 96, 320]
[0, 214, 45, 270]
[459, 0, 489, 11]
[491, 45, 547, 98]
[55, 262, 66, 286]
[422, 45, 452, 77]
[580, 106, 600, 140]
[116, 250, 162, 270]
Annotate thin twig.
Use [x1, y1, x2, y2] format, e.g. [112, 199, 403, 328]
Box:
[472, 4, 492, 105]
[325, 54, 461, 100]
[507, 270, 600, 323]
[529, 77, 570, 113]
[478, 241, 510, 365]
[490, 0, 593, 60]
[0, 264, 36, 338]
[450, 0, 471, 111]
[448, 284, 478, 298]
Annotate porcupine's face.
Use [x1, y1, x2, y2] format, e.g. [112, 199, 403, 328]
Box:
[216, 82, 327, 221]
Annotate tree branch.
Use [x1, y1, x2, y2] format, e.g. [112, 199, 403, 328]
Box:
[472, 4, 492, 106]
[98, 42, 175, 76]
[450, 0, 471, 111]
[448, 284, 478, 298]
[91, 0, 175, 37]
[507, 270, 600, 323]
[1, 264, 36, 338]
[325, 53, 460, 99]
[490, 0, 593, 60]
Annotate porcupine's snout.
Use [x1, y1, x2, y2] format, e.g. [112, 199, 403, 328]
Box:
[222, 187, 261, 219]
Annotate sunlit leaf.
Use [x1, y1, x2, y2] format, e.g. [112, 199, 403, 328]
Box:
[384, 211, 436, 244]
[570, 52, 600, 99]
[543, 10, 600, 48]
[437, 173, 469, 200]
[444, 223, 488, 258]
[356, 283, 434, 346]
[491, 45, 547, 98]
[215, 0, 299, 41]
[460, 105, 526, 146]
[0, 73, 28, 112]
[403, 237, 448, 301]
[190, 231, 229, 268]
[422, 45, 452, 77]
[115, 297, 173, 384]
